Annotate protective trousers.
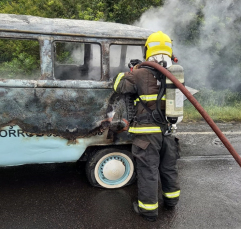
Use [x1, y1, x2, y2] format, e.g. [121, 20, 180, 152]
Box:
[132, 133, 180, 217]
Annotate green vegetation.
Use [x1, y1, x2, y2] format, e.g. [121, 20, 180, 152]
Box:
[0, 0, 164, 23]
[183, 88, 241, 122]
[0, 39, 40, 79]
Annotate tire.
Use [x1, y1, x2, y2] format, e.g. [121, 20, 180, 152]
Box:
[86, 148, 136, 189]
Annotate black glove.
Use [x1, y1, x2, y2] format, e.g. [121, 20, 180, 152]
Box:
[128, 59, 142, 69]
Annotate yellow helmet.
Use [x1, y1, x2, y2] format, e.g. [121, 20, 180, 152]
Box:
[145, 31, 172, 60]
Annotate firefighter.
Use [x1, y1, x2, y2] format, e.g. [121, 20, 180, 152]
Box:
[113, 31, 181, 222]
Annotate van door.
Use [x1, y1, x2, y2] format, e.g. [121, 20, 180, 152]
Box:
[0, 38, 114, 166]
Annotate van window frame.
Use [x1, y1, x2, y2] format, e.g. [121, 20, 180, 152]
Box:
[0, 31, 146, 86]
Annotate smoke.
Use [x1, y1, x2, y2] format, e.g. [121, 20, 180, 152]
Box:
[55, 42, 102, 80]
[134, 0, 241, 91]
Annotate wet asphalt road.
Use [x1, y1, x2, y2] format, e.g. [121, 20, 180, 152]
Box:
[0, 122, 241, 229]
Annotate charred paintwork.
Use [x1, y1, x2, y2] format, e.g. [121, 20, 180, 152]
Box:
[101, 42, 110, 81]
[39, 38, 53, 80]
[0, 79, 113, 88]
[0, 87, 129, 139]
[0, 81, 130, 143]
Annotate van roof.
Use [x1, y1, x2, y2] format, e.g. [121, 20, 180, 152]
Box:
[0, 13, 153, 40]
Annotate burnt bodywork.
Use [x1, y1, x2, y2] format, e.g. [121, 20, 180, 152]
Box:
[0, 14, 153, 163]
[0, 80, 129, 140]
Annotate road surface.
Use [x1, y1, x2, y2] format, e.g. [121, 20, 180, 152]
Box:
[0, 122, 241, 229]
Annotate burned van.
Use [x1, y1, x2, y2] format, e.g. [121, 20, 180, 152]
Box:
[0, 14, 153, 188]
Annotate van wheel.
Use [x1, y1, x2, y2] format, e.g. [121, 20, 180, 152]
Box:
[86, 148, 135, 189]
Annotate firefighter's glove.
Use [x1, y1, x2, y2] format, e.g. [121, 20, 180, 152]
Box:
[128, 59, 142, 69]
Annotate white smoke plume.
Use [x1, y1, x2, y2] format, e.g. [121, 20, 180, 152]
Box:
[134, 0, 241, 91]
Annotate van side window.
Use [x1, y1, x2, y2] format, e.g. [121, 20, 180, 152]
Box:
[54, 41, 101, 81]
[109, 45, 144, 78]
[0, 39, 40, 80]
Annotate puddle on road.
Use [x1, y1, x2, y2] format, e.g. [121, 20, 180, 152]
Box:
[212, 138, 225, 148]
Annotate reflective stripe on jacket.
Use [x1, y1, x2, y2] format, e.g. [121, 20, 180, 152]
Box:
[134, 94, 166, 106]
[114, 72, 125, 91]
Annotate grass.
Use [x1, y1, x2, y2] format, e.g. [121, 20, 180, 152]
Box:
[183, 104, 241, 122]
[182, 88, 241, 122]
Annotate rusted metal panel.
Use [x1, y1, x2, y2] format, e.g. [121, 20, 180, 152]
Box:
[0, 14, 153, 39]
[0, 87, 129, 139]
[39, 38, 53, 80]
[101, 42, 110, 80]
[0, 79, 113, 88]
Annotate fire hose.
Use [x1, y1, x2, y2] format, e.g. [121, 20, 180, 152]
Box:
[140, 61, 241, 167]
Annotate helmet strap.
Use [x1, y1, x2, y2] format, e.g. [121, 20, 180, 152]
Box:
[158, 60, 167, 68]
[143, 46, 147, 60]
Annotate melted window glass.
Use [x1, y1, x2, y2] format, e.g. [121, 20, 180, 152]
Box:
[54, 42, 101, 81]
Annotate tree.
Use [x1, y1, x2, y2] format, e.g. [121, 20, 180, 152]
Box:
[0, 0, 164, 24]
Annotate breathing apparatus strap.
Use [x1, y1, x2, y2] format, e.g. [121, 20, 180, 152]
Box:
[166, 83, 185, 88]
[154, 68, 167, 125]
[135, 65, 168, 132]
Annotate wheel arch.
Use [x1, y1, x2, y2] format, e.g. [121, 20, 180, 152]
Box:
[78, 144, 132, 162]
